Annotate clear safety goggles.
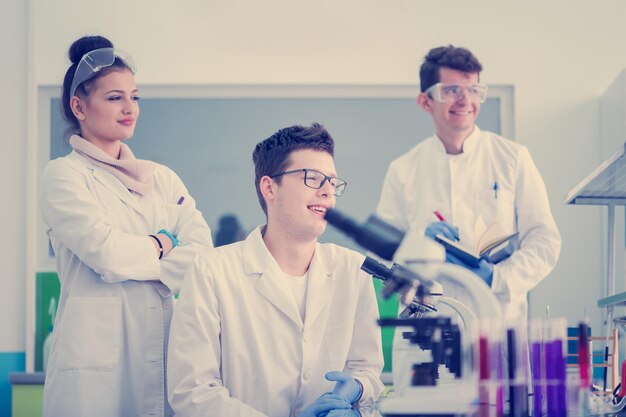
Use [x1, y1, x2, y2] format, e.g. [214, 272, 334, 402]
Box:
[425, 82, 488, 103]
[70, 48, 136, 97]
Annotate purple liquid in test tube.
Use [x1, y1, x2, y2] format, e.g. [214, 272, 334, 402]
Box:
[545, 340, 558, 417]
[531, 341, 543, 417]
[545, 333, 567, 417]
[555, 339, 566, 417]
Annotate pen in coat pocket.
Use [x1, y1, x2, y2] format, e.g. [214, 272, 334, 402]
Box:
[493, 182, 498, 199]
[177, 196, 185, 205]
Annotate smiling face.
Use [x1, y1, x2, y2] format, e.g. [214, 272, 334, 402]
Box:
[264, 149, 337, 242]
[419, 67, 480, 141]
[71, 68, 139, 155]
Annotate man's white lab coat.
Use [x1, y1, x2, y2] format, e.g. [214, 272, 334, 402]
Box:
[377, 127, 561, 323]
[168, 227, 384, 417]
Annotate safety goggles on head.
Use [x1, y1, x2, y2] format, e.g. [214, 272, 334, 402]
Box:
[425, 83, 488, 104]
[70, 48, 136, 97]
[269, 168, 347, 197]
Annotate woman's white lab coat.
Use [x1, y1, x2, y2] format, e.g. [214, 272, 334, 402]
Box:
[167, 227, 384, 417]
[39, 151, 212, 417]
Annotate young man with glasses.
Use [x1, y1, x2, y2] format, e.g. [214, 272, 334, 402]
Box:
[168, 123, 384, 417]
[376, 45, 561, 387]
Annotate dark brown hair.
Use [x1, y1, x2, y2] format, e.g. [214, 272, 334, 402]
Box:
[252, 123, 334, 215]
[419, 45, 483, 92]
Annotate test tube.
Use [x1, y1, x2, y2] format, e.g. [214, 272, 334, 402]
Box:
[545, 318, 567, 417]
[507, 327, 529, 417]
[479, 333, 491, 417]
[572, 321, 592, 417]
[578, 321, 590, 389]
[530, 319, 545, 417]
[478, 321, 505, 417]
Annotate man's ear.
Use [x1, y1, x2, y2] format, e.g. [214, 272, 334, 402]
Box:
[417, 93, 432, 113]
[70, 96, 86, 121]
[259, 176, 275, 204]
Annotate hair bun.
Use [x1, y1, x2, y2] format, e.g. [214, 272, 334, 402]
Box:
[68, 35, 114, 64]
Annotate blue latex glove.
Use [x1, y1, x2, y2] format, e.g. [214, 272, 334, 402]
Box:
[325, 410, 362, 417]
[326, 371, 363, 404]
[424, 221, 459, 241]
[446, 253, 494, 287]
[300, 393, 351, 417]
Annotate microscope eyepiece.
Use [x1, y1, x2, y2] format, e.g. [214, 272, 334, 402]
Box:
[361, 256, 393, 280]
[325, 208, 404, 260]
[323, 208, 361, 238]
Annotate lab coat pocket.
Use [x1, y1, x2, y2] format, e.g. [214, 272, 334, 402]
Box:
[324, 321, 353, 370]
[475, 189, 516, 232]
[56, 297, 122, 371]
[156, 202, 183, 233]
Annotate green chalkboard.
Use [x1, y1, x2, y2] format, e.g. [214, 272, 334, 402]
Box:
[35, 272, 60, 372]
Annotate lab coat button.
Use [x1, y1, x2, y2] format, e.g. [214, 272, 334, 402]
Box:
[162, 301, 169, 309]
[303, 369, 310, 380]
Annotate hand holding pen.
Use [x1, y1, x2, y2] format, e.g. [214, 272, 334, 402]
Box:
[424, 211, 460, 241]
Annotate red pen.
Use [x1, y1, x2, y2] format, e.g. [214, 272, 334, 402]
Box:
[433, 210, 446, 222]
[433, 210, 459, 240]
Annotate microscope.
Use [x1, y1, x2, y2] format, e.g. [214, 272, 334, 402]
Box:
[324, 208, 504, 417]
[362, 256, 478, 393]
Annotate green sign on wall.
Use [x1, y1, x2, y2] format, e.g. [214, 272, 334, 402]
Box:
[35, 272, 60, 372]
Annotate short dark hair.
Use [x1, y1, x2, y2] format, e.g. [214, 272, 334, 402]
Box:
[419, 45, 483, 92]
[61, 35, 133, 139]
[252, 123, 334, 215]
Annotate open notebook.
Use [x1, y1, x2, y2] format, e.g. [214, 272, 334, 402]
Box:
[434, 220, 519, 267]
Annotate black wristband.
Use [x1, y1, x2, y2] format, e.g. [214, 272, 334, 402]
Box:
[149, 234, 163, 259]
[353, 378, 363, 405]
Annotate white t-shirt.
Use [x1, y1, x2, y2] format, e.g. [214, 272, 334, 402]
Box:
[282, 270, 309, 322]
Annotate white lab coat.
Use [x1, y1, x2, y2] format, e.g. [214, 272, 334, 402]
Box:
[377, 126, 561, 323]
[167, 227, 384, 417]
[39, 151, 213, 417]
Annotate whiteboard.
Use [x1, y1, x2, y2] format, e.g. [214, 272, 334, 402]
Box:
[46, 84, 512, 252]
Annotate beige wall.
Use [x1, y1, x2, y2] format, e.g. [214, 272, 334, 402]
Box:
[1, 0, 27, 352]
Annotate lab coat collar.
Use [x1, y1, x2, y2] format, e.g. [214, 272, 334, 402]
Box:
[69, 151, 142, 211]
[461, 125, 481, 154]
[243, 226, 337, 329]
[433, 125, 481, 156]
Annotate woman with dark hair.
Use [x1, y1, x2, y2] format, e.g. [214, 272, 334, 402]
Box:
[39, 35, 213, 417]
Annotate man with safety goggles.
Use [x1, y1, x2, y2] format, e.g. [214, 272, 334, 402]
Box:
[376, 45, 561, 390]
[424, 82, 488, 105]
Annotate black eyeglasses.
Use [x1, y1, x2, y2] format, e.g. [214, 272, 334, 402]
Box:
[269, 169, 347, 197]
